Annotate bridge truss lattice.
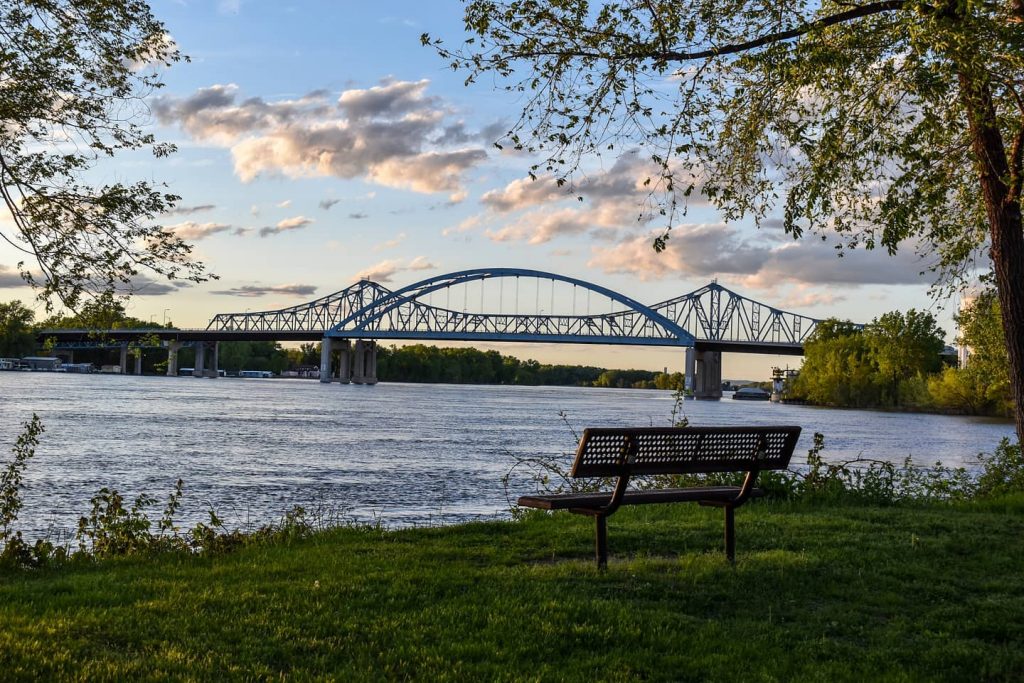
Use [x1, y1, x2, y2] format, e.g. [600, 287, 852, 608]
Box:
[207, 280, 393, 333]
[204, 270, 822, 349]
[651, 282, 820, 346]
[326, 268, 696, 346]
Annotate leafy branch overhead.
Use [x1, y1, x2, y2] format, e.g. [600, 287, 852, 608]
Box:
[429, 0, 1024, 446]
[428, 0, 1021, 270]
[0, 0, 211, 311]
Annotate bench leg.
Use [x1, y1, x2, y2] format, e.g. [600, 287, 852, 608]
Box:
[595, 515, 608, 569]
[724, 506, 735, 563]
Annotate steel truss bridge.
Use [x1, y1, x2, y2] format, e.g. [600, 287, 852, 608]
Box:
[42, 268, 824, 355]
[205, 268, 821, 354]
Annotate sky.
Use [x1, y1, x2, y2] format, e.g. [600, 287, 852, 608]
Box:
[0, 0, 970, 381]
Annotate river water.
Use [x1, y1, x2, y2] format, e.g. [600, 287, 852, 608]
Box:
[0, 372, 1015, 539]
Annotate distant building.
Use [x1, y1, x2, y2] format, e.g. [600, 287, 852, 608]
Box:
[21, 357, 61, 371]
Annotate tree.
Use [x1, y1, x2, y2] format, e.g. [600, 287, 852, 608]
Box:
[429, 0, 1024, 443]
[943, 288, 1013, 413]
[864, 309, 945, 406]
[0, 301, 36, 357]
[1, 0, 208, 311]
[790, 319, 881, 407]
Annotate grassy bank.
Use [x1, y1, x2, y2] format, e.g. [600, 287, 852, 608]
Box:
[2, 500, 1023, 681]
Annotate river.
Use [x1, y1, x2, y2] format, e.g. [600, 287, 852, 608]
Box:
[0, 372, 1015, 540]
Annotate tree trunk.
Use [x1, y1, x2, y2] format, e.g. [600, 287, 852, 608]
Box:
[958, 71, 1024, 446]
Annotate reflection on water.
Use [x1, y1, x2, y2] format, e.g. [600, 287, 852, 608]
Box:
[0, 373, 1015, 538]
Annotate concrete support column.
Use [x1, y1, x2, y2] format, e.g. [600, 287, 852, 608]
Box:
[194, 342, 206, 378]
[365, 341, 378, 385]
[338, 339, 351, 384]
[134, 351, 142, 376]
[351, 340, 366, 384]
[320, 337, 333, 383]
[684, 347, 696, 392]
[66, 350, 74, 364]
[205, 341, 219, 378]
[693, 350, 722, 400]
[119, 344, 128, 375]
[166, 341, 181, 377]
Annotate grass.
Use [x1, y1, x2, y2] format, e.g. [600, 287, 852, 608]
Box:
[2, 499, 1023, 681]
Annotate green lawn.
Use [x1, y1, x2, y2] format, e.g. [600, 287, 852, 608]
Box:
[2, 500, 1023, 681]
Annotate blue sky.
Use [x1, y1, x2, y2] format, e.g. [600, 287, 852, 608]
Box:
[0, 0, 964, 379]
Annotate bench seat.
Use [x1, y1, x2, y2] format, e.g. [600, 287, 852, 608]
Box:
[518, 486, 764, 510]
[516, 425, 801, 567]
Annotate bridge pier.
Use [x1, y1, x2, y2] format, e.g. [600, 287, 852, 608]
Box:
[351, 340, 378, 385]
[134, 351, 142, 376]
[193, 341, 205, 377]
[693, 350, 722, 400]
[319, 338, 352, 383]
[205, 342, 219, 377]
[119, 344, 128, 375]
[166, 341, 181, 377]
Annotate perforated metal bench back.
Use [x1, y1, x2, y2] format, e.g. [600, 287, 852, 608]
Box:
[570, 426, 802, 477]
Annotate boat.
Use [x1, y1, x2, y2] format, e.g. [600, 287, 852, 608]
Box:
[731, 387, 770, 401]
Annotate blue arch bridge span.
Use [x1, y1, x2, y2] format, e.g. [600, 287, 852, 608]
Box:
[40, 268, 824, 399]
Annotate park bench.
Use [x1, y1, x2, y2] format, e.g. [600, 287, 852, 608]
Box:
[518, 425, 802, 568]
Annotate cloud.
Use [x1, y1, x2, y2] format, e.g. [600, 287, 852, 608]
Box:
[163, 204, 216, 216]
[110, 275, 191, 297]
[0, 264, 26, 288]
[154, 79, 488, 200]
[349, 212, 369, 220]
[319, 198, 341, 210]
[464, 154, 707, 245]
[167, 221, 234, 240]
[258, 215, 313, 238]
[276, 199, 292, 208]
[356, 256, 436, 283]
[210, 283, 318, 297]
[587, 224, 932, 286]
[374, 232, 406, 251]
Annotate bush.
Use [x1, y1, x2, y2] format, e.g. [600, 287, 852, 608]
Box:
[976, 439, 1024, 498]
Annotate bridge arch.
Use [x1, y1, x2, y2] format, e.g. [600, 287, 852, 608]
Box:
[327, 268, 696, 346]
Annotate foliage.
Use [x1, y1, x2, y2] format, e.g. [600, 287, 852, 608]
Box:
[976, 439, 1024, 498]
[376, 343, 665, 387]
[0, 415, 45, 566]
[864, 310, 945, 406]
[791, 310, 948, 409]
[790, 320, 880, 407]
[0, 0, 210, 310]
[214, 340, 290, 374]
[0, 300, 36, 357]
[931, 289, 1013, 416]
[39, 292, 169, 331]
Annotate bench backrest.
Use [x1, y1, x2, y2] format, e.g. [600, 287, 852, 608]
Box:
[570, 426, 802, 478]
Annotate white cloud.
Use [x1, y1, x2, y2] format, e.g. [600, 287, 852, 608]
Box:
[258, 215, 313, 238]
[356, 257, 437, 283]
[154, 80, 488, 200]
[276, 199, 292, 208]
[167, 221, 234, 240]
[587, 224, 932, 287]
[374, 232, 407, 251]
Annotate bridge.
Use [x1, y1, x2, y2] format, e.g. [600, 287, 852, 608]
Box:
[40, 268, 824, 398]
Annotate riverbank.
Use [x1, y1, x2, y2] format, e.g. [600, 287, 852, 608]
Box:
[2, 499, 1022, 680]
